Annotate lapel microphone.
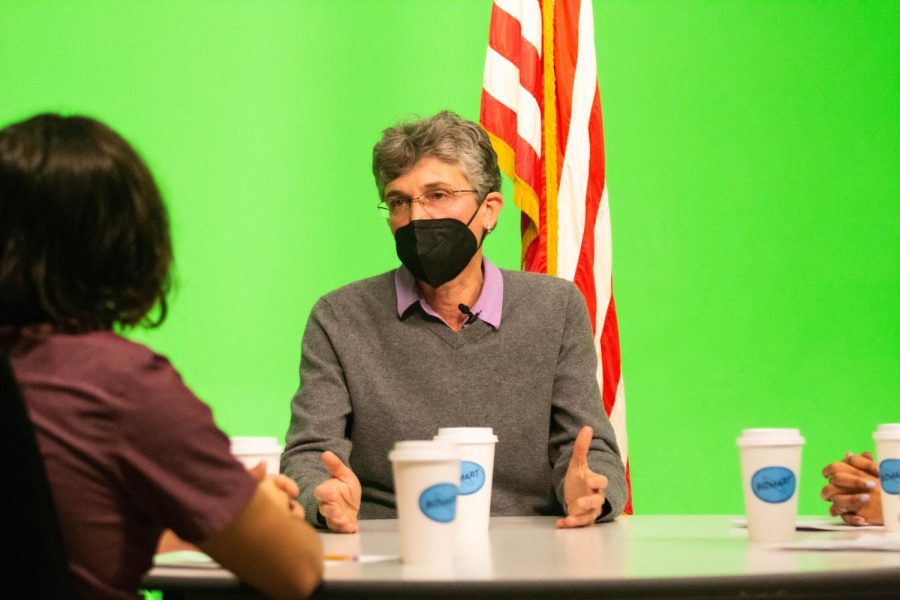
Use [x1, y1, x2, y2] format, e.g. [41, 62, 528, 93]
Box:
[457, 303, 480, 325]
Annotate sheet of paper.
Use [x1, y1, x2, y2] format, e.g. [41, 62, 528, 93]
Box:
[780, 534, 900, 552]
[154, 550, 400, 569]
[153, 551, 220, 569]
[731, 517, 883, 532]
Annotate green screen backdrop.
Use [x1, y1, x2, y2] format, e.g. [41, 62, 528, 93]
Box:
[2, 0, 897, 516]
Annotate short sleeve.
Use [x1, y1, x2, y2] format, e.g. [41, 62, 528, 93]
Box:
[112, 353, 257, 543]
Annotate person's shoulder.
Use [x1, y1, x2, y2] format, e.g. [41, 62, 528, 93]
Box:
[81, 334, 213, 433]
[315, 271, 395, 309]
[74, 330, 171, 370]
[501, 269, 579, 297]
[72, 332, 186, 394]
[12, 328, 191, 414]
[16, 328, 163, 372]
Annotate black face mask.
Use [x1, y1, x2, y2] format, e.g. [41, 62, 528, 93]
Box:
[395, 206, 485, 288]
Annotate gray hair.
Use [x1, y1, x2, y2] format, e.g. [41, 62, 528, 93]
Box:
[372, 111, 502, 199]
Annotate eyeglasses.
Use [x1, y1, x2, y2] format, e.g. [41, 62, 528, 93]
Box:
[377, 189, 479, 219]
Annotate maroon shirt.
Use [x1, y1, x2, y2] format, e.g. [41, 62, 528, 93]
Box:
[2, 326, 257, 599]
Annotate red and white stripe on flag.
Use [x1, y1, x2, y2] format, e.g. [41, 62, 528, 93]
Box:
[480, 0, 632, 514]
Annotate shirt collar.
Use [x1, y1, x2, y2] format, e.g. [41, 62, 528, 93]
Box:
[395, 258, 504, 329]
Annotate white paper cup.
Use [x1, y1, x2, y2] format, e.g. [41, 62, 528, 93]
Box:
[873, 424, 900, 533]
[230, 436, 282, 475]
[433, 427, 498, 533]
[737, 428, 804, 543]
[388, 440, 460, 566]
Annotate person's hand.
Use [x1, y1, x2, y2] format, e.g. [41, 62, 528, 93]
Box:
[247, 461, 305, 520]
[156, 529, 199, 554]
[314, 451, 361, 533]
[556, 426, 609, 528]
[821, 451, 882, 526]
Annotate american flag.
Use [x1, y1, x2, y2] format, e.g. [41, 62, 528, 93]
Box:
[480, 0, 631, 513]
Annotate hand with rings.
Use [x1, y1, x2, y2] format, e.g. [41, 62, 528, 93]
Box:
[820, 451, 882, 526]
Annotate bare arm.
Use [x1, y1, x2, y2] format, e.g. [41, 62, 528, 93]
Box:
[198, 476, 324, 600]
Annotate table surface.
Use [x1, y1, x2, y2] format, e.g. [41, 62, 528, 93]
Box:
[145, 515, 900, 598]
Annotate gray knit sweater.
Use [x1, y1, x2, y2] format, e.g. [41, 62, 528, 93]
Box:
[282, 268, 626, 525]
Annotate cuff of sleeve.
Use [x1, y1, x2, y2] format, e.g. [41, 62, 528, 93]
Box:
[299, 487, 328, 530]
[597, 467, 627, 523]
[596, 498, 613, 523]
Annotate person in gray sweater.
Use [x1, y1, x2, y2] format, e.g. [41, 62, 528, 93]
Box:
[282, 111, 626, 533]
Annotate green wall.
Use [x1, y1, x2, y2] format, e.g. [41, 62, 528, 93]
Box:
[2, 0, 897, 516]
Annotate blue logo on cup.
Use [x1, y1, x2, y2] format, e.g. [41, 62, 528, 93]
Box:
[880, 459, 900, 495]
[751, 466, 796, 503]
[459, 460, 486, 495]
[418, 483, 457, 523]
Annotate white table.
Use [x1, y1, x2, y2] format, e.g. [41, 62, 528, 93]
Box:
[144, 515, 900, 598]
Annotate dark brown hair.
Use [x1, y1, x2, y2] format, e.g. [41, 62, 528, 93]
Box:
[0, 113, 172, 331]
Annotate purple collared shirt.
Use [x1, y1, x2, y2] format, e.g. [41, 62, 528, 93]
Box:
[395, 258, 504, 329]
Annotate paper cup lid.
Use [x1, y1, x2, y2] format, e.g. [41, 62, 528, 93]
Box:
[736, 428, 804, 447]
[388, 440, 459, 462]
[434, 427, 498, 444]
[873, 424, 900, 441]
[230, 436, 282, 455]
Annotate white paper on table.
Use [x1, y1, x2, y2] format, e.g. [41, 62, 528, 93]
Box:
[731, 517, 883, 532]
[155, 550, 400, 569]
[779, 535, 900, 552]
[153, 551, 220, 569]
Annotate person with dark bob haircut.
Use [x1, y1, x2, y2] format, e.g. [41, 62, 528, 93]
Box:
[0, 113, 172, 330]
[0, 113, 322, 600]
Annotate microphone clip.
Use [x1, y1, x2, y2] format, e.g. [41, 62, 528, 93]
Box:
[457, 303, 480, 325]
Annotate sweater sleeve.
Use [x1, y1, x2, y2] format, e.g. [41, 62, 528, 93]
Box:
[548, 283, 627, 522]
[281, 297, 354, 528]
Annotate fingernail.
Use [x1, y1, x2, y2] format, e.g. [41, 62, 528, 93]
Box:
[860, 494, 870, 503]
[866, 481, 876, 489]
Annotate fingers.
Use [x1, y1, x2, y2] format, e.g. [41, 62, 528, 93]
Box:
[826, 493, 872, 517]
[569, 493, 606, 516]
[569, 426, 594, 470]
[556, 513, 597, 528]
[322, 451, 358, 484]
[557, 487, 607, 529]
[247, 461, 267, 482]
[556, 499, 603, 528]
[828, 471, 877, 492]
[267, 474, 301, 518]
[314, 479, 339, 504]
[822, 482, 874, 504]
[846, 452, 879, 476]
[317, 501, 359, 533]
[314, 479, 360, 534]
[841, 513, 869, 526]
[585, 473, 609, 493]
[823, 460, 872, 480]
[271, 474, 300, 498]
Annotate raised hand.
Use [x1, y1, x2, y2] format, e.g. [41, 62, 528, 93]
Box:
[556, 426, 609, 528]
[314, 451, 362, 533]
